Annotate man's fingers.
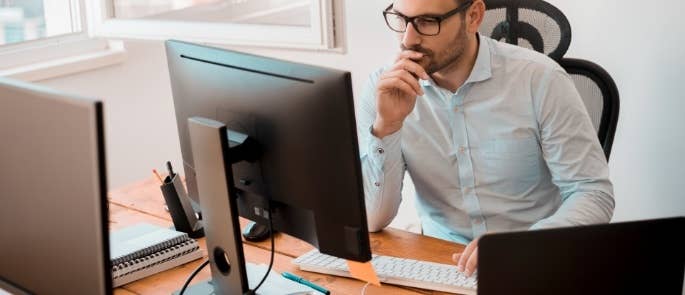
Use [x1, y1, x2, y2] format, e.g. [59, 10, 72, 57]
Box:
[395, 50, 424, 62]
[452, 253, 461, 263]
[457, 240, 478, 272]
[464, 248, 478, 277]
[381, 70, 424, 95]
[391, 59, 430, 80]
[377, 77, 419, 97]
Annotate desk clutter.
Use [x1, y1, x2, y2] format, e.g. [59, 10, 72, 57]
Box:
[110, 223, 203, 287]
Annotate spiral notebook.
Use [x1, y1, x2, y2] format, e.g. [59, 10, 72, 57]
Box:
[110, 223, 204, 287]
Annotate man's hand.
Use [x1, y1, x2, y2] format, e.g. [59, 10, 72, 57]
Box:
[452, 237, 479, 277]
[372, 50, 430, 138]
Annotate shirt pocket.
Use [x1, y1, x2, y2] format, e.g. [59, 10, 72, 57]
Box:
[478, 136, 542, 190]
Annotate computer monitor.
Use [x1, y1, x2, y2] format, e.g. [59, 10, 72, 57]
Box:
[0, 78, 111, 295]
[165, 40, 371, 262]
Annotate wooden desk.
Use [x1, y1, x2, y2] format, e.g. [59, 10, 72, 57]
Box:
[110, 178, 466, 295]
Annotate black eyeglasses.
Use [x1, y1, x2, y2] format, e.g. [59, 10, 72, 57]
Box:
[382, 0, 474, 36]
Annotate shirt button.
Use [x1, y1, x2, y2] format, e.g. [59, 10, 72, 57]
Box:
[459, 146, 467, 153]
[454, 106, 460, 112]
[374, 182, 381, 187]
[473, 218, 483, 225]
[377, 147, 384, 154]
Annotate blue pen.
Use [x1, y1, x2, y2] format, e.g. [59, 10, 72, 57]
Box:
[282, 272, 330, 295]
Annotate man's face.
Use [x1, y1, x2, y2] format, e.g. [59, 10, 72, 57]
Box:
[392, 0, 470, 74]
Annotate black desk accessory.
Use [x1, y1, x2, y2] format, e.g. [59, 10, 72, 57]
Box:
[160, 161, 205, 239]
[242, 221, 276, 242]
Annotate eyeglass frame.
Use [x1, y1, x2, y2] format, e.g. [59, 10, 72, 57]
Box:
[382, 0, 475, 36]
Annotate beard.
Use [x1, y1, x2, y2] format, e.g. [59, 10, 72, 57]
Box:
[401, 22, 469, 74]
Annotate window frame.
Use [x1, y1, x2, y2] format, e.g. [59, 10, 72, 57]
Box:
[0, 0, 88, 55]
[0, 0, 126, 82]
[88, 0, 338, 50]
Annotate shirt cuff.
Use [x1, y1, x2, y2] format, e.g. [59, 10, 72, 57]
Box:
[366, 125, 402, 169]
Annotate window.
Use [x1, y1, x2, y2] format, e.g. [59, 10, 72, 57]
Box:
[0, 0, 126, 82]
[1, 0, 337, 81]
[0, 0, 83, 46]
[91, 0, 338, 50]
[113, 0, 311, 27]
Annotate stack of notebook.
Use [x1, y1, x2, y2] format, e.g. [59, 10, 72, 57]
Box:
[110, 223, 204, 287]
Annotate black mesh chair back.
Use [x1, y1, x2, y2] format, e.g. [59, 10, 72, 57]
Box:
[560, 58, 620, 160]
[480, 0, 618, 160]
[480, 0, 571, 61]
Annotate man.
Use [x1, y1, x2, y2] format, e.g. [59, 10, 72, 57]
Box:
[357, 0, 614, 277]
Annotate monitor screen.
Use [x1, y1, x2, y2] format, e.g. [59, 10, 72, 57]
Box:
[166, 40, 371, 262]
[0, 78, 111, 294]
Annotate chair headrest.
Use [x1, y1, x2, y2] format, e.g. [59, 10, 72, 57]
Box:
[480, 0, 571, 60]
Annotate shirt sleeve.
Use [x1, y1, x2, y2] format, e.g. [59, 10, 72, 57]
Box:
[357, 69, 406, 232]
[530, 68, 615, 230]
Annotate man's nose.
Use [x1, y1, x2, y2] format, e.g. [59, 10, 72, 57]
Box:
[402, 22, 422, 48]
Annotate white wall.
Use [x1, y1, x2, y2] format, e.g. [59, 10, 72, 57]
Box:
[38, 0, 685, 227]
[545, 0, 685, 221]
[41, 40, 181, 192]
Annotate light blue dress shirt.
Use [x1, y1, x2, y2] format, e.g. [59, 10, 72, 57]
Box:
[357, 35, 614, 245]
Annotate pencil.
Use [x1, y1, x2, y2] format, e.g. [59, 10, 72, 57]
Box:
[152, 169, 164, 184]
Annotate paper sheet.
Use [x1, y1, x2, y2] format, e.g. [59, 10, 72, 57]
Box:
[346, 259, 381, 286]
[247, 263, 317, 295]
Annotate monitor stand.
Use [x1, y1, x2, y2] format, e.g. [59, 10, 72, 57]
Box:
[178, 117, 267, 295]
[174, 263, 286, 295]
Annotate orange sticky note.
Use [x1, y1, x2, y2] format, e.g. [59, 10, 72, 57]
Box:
[347, 259, 381, 286]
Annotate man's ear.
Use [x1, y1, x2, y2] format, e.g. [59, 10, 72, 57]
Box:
[467, 0, 486, 34]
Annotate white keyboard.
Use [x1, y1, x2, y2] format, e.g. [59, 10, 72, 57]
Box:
[293, 250, 477, 295]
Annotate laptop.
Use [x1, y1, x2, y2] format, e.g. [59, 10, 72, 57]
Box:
[478, 217, 685, 295]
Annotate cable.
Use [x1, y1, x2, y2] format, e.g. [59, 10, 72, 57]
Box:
[179, 208, 274, 295]
[251, 206, 275, 294]
[179, 259, 209, 295]
[361, 282, 371, 295]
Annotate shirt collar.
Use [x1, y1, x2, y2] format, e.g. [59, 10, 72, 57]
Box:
[420, 33, 492, 87]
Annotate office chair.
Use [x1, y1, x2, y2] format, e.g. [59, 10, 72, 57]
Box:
[480, 0, 619, 159]
[479, 0, 571, 61]
[559, 58, 619, 160]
